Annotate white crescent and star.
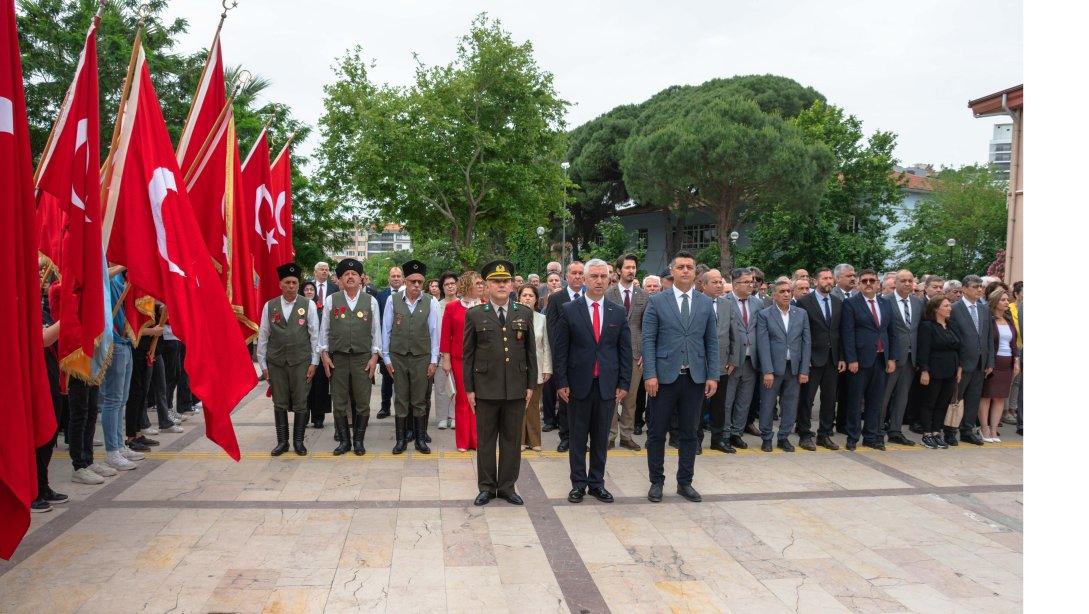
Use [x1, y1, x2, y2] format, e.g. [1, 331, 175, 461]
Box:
[253, 183, 278, 251]
[274, 190, 288, 237]
[148, 167, 187, 278]
[71, 118, 92, 222]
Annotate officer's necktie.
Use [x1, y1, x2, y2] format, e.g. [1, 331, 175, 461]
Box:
[498, 307, 506, 326]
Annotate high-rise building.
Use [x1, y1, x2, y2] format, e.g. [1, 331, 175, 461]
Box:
[333, 224, 412, 260]
[989, 123, 1013, 180]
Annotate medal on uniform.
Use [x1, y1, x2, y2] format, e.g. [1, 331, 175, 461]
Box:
[297, 308, 305, 315]
[298, 318, 306, 325]
[395, 313, 404, 326]
[362, 311, 369, 321]
[356, 311, 364, 318]
[517, 330, 523, 341]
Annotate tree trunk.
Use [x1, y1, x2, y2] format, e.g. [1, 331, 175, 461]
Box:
[717, 204, 734, 272]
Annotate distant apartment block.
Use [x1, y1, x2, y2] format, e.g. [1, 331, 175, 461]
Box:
[333, 224, 412, 260]
[989, 122, 1013, 180]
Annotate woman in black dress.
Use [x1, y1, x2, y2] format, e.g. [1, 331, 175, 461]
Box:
[302, 281, 332, 429]
[914, 296, 962, 449]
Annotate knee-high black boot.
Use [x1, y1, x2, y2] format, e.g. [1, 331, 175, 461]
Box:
[293, 410, 309, 456]
[271, 410, 289, 456]
[333, 415, 352, 455]
[392, 417, 408, 454]
[352, 414, 368, 456]
[414, 415, 431, 454]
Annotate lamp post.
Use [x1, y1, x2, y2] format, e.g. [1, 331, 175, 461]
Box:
[729, 231, 740, 270]
[560, 162, 570, 269]
[536, 226, 545, 277]
[947, 238, 956, 278]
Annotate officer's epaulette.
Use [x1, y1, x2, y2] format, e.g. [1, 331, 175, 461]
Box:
[471, 303, 489, 312]
[511, 304, 519, 310]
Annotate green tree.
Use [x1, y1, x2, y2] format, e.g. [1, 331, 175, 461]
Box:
[316, 14, 570, 269]
[18, 0, 204, 158]
[737, 102, 902, 272]
[582, 216, 646, 264]
[896, 165, 1007, 279]
[622, 77, 835, 271]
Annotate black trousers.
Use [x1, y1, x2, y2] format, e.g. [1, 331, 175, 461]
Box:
[707, 373, 731, 443]
[634, 378, 648, 429]
[146, 353, 174, 428]
[67, 378, 99, 470]
[307, 364, 332, 425]
[36, 349, 64, 496]
[846, 354, 888, 444]
[567, 386, 612, 489]
[799, 361, 839, 438]
[835, 371, 850, 432]
[542, 377, 557, 427]
[914, 375, 957, 433]
[380, 362, 394, 412]
[475, 398, 525, 496]
[127, 345, 152, 437]
[646, 373, 702, 487]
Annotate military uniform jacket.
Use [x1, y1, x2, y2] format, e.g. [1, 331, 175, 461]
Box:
[462, 301, 538, 400]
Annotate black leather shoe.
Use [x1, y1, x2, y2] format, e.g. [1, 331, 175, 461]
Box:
[500, 492, 524, 505]
[392, 417, 408, 454]
[777, 439, 795, 452]
[846, 440, 857, 451]
[730, 435, 748, 449]
[414, 416, 431, 454]
[798, 436, 816, 451]
[862, 440, 886, 451]
[816, 435, 839, 450]
[710, 440, 736, 454]
[376, 408, 390, 419]
[473, 491, 495, 506]
[557, 439, 569, 453]
[352, 415, 369, 456]
[944, 430, 959, 446]
[962, 431, 985, 446]
[633, 425, 643, 435]
[677, 484, 702, 502]
[909, 423, 925, 435]
[127, 439, 151, 452]
[542, 423, 555, 433]
[887, 433, 915, 446]
[568, 488, 585, 503]
[696, 439, 703, 455]
[761, 440, 773, 452]
[588, 486, 614, 503]
[648, 483, 663, 502]
[333, 415, 352, 456]
[133, 435, 159, 447]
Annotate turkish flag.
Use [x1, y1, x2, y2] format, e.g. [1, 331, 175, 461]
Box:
[0, 0, 59, 560]
[241, 127, 282, 306]
[35, 19, 112, 385]
[270, 142, 294, 259]
[102, 46, 254, 461]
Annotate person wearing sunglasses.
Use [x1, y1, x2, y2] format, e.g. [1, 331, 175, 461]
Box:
[841, 269, 897, 451]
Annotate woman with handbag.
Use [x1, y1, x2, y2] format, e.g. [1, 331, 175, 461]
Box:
[914, 296, 962, 449]
[979, 289, 1020, 442]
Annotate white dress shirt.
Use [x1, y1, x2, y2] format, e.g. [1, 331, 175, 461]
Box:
[895, 291, 913, 324]
[778, 306, 792, 360]
[317, 291, 381, 355]
[256, 295, 321, 370]
[381, 293, 440, 364]
[585, 296, 604, 336]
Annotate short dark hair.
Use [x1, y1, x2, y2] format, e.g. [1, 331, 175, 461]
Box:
[962, 274, 983, 288]
[615, 253, 639, 270]
[517, 283, 539, 301]
[1012, 280, 1023, 296]
[750, 266, 765, 281]
[924, 296, 949, 321]
[439, 271, 459, 287]
[670, 250, 696, 267]
[858, 268, 879, 280]
[924, 275, 945, 287]
[730, 267, 752, 281]
[814, 267, 832, 278]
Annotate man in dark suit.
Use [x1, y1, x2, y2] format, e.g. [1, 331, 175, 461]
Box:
[948, 275, 993, 446]
[755, 280, 811, 452]
[795, 268, 845, 450]
[604, 253, 647, 450]
[374, 266, 404, 420]
[545, 261, 585, 452]
[831, 263, 857, 435]
[463, 260, 537, 506]
[841, 269, 897, 451]
[881, 269, 925, 446]
[311, 261, 340, 306]
[642, 250, 719, 503]
[553, 259, 632, 504]
[721, 268, 763, 449]
[704, 269, 739, 453]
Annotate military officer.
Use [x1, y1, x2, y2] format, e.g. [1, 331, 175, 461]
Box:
[256, 263, 320, 456]
[463, 260, 538, 506]
[382, 260, 440, 454]
[319, 258, 381, 455]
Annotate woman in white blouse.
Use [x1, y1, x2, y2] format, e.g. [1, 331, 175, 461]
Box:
[517, 284, 551, 450]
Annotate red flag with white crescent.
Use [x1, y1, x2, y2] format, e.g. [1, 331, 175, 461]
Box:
[102, 46, 253, 462]
[241, 127, 281, 306]
[270, 141, 294, 259]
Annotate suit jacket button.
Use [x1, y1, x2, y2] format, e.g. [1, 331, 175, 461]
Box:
[505, 357, 510, 362]
[503, 337, 508, 342]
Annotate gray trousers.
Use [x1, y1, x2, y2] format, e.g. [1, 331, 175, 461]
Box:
[760, 362, 800, 441]
[880, 359, 914, 436]
[724, 356, 758, 437]
[957, 368, 986, 435]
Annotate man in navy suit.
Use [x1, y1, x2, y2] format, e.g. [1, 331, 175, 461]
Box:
[841, 269, 897, 451]
[642, 250, 719, 503]
[755, 280, 811, 452]
[553, 259, 632, 504]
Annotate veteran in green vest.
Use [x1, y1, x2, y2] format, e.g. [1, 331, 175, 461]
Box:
[256, 263, 321, 457]
[319, 258, 381, 456]
[383, 260, 441, 454]
[463, 260, 538, 506]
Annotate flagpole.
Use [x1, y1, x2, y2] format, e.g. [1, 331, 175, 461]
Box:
[99, 7, 147, 200]
[271, 128, 299, 167]
[175, 0, 237, 159]
[181, 81, 243, 185]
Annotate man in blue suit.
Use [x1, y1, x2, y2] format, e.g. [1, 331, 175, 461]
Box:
[841, 269, 897, 451]
[642, 250, 719, 503]
[755, 280, 811, 452]
[553, 259, 632, 504]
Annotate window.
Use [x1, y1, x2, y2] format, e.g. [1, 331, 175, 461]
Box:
[636, 228, 649, 251]
[680, 224, 717, 250]
[993, 143, 1012, 152]
[993, 153, 1011, 162]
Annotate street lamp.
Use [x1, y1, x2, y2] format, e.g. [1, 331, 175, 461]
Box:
[729, 231, 740, 270]
[947, 238, 956, 278]
[560, 162, 570, 269]
[536, 226, 545, 277]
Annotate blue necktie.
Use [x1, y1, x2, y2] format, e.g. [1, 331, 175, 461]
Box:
[822, 296, 831, 325]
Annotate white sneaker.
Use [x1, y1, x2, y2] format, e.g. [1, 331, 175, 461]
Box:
[120, 446, 145, 461]
[144, 427, 160, 436]
[161, 425, 184, 434]
[448, 419, 455, 429]
[72, 467, 105, 485]
[106, 451, 137, 471]
[172, 411, 188, 422]
[993, 437, 1002, 443]
[437, 419, 449, 430]
[191, 402, 202, 413]
[89, 462, 119, 477]
[93, 439, 104, 447]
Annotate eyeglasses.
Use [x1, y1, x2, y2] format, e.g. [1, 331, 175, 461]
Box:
[859, 279, 878, 284]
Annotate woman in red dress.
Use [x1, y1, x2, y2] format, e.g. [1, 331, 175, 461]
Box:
[440, 272, 484, 451]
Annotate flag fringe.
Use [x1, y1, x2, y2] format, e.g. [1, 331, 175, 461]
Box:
[58, 331, 114, 386]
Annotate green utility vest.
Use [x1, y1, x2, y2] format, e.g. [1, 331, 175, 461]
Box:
[265, 296, 313, 367]
[327, 291, 374, 354]
[389, 293, 431, 357]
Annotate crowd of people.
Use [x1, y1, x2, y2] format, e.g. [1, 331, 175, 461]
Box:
[32, 249, 1023, 511]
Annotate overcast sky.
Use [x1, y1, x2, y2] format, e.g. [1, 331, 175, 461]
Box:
[164, 0, 1022, 170]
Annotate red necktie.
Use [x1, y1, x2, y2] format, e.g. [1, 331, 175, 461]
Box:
[624, 289, 631, 315]
[742, 299, 749, 327]
[869, 299, 883, 353]
[592, 301, 601, 377]
[318, 283, 324, 305]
